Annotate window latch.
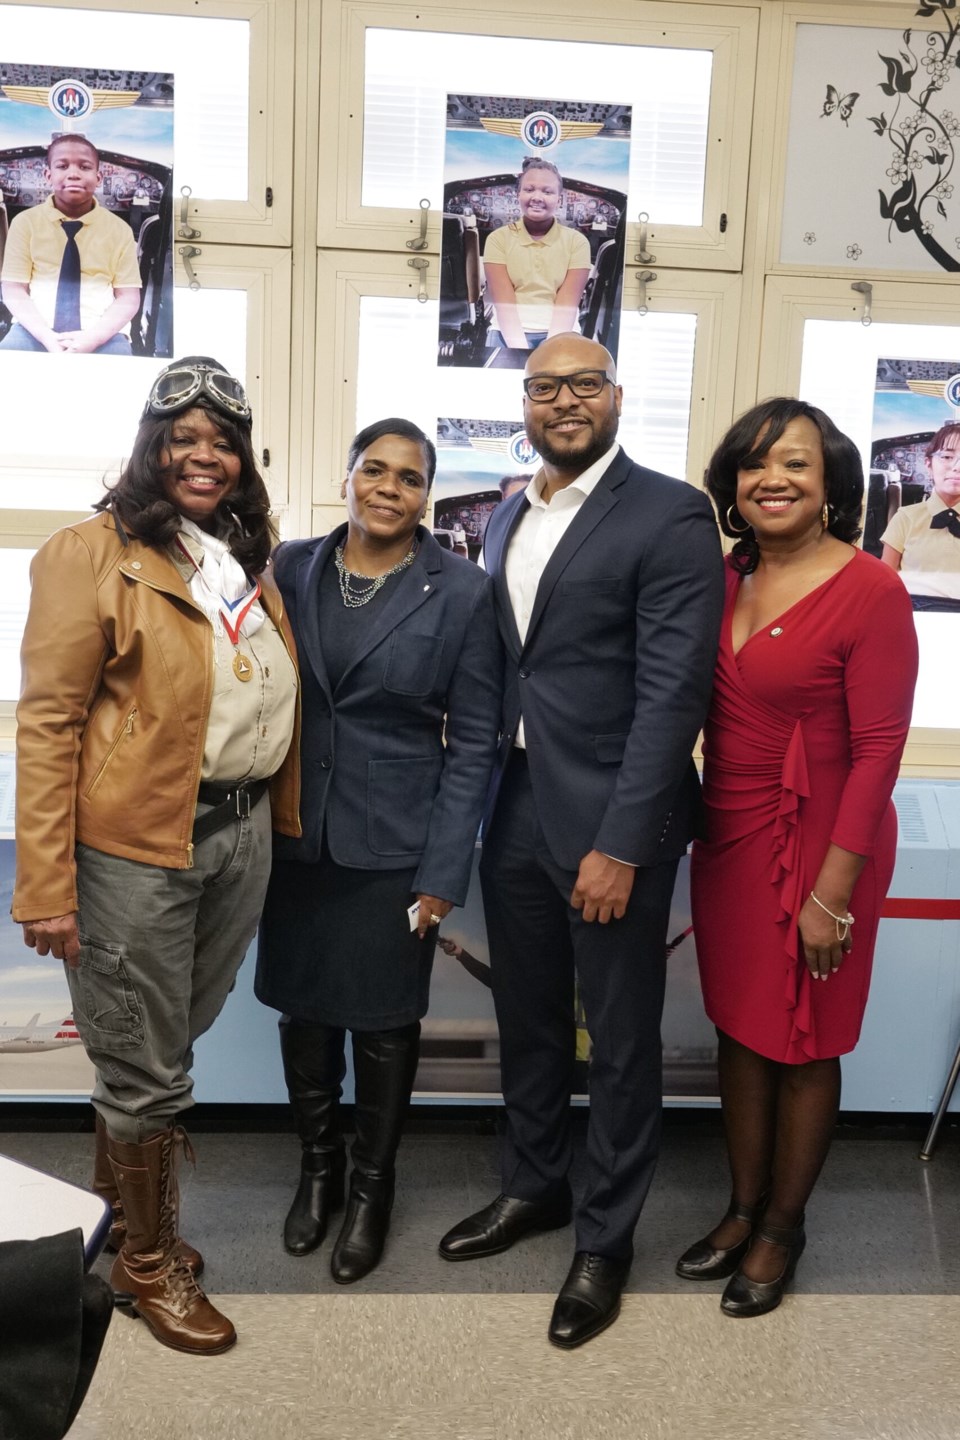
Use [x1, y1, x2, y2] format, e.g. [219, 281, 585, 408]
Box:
[407, 256, 429, 302]
[406, 198, 431, 251]
[179, 246, 202, 291]
[635, 211, 656, 264]
[178, 185, 201, 241]
[635, 269, 657, 315]
[851, 280, 873, 327]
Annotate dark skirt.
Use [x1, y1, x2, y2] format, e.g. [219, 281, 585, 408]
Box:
[255, 848, 438, 1030]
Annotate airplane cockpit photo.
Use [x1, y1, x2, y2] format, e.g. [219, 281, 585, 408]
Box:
[0, 144, 172, 357]
[439, 170, 626, 368]
[864, 431, 935, 557]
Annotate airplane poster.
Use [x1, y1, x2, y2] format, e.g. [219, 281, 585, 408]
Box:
[864, 357, 960, 583]
[0, 61, 174, 358]
[0, 840, 93, 1096]
[439, 93, 630, 370]
[423, 846, 717, 1099]
[433, 415, 541, 561]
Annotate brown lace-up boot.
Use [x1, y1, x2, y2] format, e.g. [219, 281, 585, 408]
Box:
[108, 1127, 236, 1355]
[94, 1114, 204, 1276]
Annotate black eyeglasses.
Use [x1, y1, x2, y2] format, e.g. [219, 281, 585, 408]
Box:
[523, 370, 614, 403]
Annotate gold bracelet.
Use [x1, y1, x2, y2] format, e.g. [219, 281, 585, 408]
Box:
[809, 891, 855, 943]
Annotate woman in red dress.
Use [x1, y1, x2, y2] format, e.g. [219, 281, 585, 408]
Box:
[676, 398, 918, 1317]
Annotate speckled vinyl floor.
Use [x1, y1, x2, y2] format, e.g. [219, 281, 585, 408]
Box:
[4, 1125, 960, 1438]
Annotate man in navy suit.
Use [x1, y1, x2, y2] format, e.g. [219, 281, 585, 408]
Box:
[439, 333, 724, 1347]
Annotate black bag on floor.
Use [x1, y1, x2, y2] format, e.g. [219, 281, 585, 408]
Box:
[0, 1228, 113, 1440]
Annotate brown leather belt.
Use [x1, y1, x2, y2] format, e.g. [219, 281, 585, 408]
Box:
[193, 778, 269, 844]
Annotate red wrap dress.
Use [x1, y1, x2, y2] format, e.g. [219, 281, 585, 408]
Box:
[691, 550, 918, 1063]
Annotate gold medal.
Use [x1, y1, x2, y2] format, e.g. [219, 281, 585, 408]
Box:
[233, 651, 253, 682]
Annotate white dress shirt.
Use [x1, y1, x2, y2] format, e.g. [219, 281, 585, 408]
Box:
[497, 441, 632, 868]
[503, 442, 619, 748]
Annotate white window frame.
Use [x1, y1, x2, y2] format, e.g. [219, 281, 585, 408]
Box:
[312, 248, 741, 532]
[757, 271, 960, 777]
[316, 0, 758, 271]
[0, 0, 295, 245]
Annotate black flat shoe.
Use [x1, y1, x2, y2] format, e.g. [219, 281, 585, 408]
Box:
[720, 1219, 806, 1318]
[438, 1193, 571, 1261]
[675, 1193, 769, 1282]
[548, 1252, 631, 1350]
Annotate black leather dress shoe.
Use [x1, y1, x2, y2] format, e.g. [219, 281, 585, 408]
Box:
[548, 1252, 631, 1349]
[438, 1193, 571, 1261]
[720, 1219, 806, 1318]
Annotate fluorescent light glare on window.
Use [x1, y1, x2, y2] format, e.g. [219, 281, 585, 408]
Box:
[363, 28, 711, 227]
[0, 287, 248, 491]
[1, 5, 250, 199]
[356, 297, 696, 484]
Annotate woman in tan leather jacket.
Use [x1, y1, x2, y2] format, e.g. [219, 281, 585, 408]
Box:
[13, 357, 299, 1356]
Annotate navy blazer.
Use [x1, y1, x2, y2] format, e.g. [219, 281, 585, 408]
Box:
[482, 447, 724, 871]
[273, 524, 502, 906]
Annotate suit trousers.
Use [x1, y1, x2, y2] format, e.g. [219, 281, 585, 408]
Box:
[479, 752, 678, 1260]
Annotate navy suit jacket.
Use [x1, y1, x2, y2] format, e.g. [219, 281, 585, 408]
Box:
[273, 525, 502, 906]
[482, 446, 724, 871]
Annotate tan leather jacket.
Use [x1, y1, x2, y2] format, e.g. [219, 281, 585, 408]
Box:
[13, 511, 301, 922]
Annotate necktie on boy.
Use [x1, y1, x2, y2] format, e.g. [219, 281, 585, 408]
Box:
[52, 220, 83, 333]
[930, 509, 960, 540]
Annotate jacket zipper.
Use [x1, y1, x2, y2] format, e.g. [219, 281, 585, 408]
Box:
[84, 707, 137, 797]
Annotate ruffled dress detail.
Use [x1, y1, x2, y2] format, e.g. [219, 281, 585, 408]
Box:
[691, 553, 917, 1064]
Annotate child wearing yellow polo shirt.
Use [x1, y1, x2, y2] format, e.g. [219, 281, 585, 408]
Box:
[483, 158, 591, 352]
[0, 135, 141, 355]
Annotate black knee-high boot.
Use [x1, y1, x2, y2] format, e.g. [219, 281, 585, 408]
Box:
[330, 1022, 420, 1284]
[280, 1017, 348, 1256]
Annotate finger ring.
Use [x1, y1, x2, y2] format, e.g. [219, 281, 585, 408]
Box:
[429, 913, 441, 925]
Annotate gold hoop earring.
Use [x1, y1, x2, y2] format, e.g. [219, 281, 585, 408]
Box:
[821, 501, 830, 529]
[726, 504, 752, 535]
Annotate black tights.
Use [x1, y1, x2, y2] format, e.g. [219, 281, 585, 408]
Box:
[707, 1029, 841, 1281]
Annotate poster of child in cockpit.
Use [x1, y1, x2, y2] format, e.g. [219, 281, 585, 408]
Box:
[433, 416, 541, 561]
[440, 94, 631, 371]
[866, 358, 960, 611]
[0, 62, 174, 358]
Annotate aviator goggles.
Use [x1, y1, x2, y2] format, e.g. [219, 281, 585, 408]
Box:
[522, 370, 614, 404]
[143, 363, 252, 426]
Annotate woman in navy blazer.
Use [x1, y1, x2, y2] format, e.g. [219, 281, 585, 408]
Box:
[256, 418, 501, 1282]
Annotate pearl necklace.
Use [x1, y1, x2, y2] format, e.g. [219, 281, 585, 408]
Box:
[334, 541, 418, 608]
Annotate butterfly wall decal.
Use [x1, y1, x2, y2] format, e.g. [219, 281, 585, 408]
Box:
[821, 86, 859, 125]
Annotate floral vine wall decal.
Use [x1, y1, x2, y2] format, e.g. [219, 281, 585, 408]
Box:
[866, 0, 959, 271]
